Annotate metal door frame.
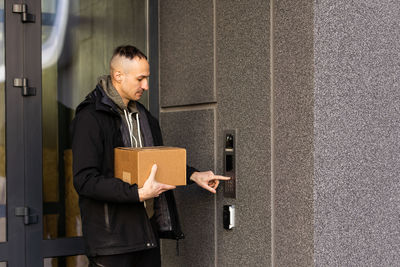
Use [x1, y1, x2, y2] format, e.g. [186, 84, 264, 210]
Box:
[4, 0, 31, 265]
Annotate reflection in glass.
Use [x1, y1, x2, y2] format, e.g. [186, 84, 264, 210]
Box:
[0, 0, 6, 243]
[44, 255, 88, 267]
[42, 0, 147, 239]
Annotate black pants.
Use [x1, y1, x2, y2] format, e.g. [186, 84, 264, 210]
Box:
[88, 246, 161, 267]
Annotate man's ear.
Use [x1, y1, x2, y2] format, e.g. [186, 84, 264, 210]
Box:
[112, 70, 123, 83]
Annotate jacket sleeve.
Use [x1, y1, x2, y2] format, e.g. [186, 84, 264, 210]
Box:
[186, 165, 198, 185]
[72, 110, 140, 203]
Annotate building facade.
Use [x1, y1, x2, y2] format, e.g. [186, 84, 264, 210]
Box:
[0, 0, 399, 266]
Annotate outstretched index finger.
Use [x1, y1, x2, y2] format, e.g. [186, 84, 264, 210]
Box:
[213, 175, 231, 181]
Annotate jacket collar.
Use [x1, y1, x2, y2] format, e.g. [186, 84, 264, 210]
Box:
[75, 85, 120, 117]
[76, 85, 147, 120]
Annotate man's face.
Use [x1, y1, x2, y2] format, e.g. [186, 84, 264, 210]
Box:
[120, 57, 150, 102]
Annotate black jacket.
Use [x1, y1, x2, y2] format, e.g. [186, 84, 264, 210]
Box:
[71, 86, 196, 256]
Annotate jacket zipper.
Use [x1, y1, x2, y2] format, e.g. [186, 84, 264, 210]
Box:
[104, 203, 110, 230]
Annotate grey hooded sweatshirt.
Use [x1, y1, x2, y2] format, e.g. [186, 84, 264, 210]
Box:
[98, 75, 154, 217]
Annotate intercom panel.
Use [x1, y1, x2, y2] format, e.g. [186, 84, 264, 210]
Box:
[223, 130, 236, 198]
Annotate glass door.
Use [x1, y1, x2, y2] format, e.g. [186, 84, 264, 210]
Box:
[2, 0, 155, 266]
[41, 0, 148, 266]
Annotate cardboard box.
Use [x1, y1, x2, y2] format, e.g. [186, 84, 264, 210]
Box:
[114, 146, 186, 187]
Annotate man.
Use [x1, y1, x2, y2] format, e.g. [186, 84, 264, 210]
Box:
[72, 45, 229, 267]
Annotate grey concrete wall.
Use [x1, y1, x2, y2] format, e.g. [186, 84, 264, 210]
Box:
[159, 0, 215, 107]
[159, 0, 217, 265]
[160, 0, 271, 266]
[273, 1, 314, 266]
[160, 0, 400, 266]
[314, 1, 400, 266]
[160, 109, 216, 267]
[216, 1, 271, 266]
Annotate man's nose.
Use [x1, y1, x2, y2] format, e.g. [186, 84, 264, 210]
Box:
[142, 79, 149, 90]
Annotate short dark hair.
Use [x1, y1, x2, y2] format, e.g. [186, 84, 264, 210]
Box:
[112, 45, 147, 60]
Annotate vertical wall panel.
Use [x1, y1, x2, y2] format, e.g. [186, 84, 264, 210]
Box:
[216, 1, 271, 266]
[273, 1, 314, 266]
[159, 0, 215, 107]
[159, 0, 217, 265]
[314, 1, 400, 266]
[160, 110, 215, 267]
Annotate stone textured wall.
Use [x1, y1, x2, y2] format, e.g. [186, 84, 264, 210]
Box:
[273, 0, 314, 266]
[160, 0, 271, 266]
[314, 1, 400, 266]
[216, 1, 271, 266]
[159, 0, 215, 107]
[160, 109, 215, 267]
[159, 1, 216, 266]
[160, 0, 400, 266]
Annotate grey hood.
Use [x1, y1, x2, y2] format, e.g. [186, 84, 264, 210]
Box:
[97, 75, 142, 148]
[98, 75, 139, 114]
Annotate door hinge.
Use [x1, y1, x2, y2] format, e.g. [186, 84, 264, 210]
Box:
[15, 207, 38, 225]
[12, 3, 36, 23]
[13, 78, 36, 96]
